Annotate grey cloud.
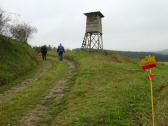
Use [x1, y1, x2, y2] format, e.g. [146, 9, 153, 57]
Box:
[0, 0, 168, 51]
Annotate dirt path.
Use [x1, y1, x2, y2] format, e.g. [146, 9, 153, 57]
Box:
[19, 59, 76, 126]
[0, 61, 52, 104]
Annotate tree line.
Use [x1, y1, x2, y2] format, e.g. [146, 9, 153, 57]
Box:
[0, 8, 37, 43]
[116, 51, 168, 62]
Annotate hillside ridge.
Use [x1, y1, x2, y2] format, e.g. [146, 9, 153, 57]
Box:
[0, 35, 38, 85]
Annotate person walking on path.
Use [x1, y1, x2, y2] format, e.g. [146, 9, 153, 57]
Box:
[57, 43, 65, 61]
[40, 45, 48, 60]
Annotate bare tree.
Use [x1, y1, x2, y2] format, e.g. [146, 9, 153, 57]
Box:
[10, 23, 37, 42]
[0, 8, 10, 34]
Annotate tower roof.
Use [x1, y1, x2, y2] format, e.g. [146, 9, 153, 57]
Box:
[84, 11, 104, 18]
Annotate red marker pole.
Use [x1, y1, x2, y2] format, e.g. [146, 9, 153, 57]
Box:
[149, 69, 155, 126]
[140, 55, 156, 126]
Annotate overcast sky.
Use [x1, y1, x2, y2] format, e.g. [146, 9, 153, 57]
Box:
[1, 0, 168, 51]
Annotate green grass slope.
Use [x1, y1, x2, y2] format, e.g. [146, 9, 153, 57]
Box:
[0, 35, 38, 85]
[46, 51, 168, 126]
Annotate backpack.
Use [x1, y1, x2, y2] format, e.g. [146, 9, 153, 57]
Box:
[58, 46, 64, 53]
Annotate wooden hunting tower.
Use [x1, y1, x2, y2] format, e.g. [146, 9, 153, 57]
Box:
[81, 11, 104, 50]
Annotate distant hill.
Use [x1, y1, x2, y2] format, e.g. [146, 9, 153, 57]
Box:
[115, 51, 168, 61]
[0, 35, 38, 85]
[73, 48, 168, 61]
[155, 49, 168, 55]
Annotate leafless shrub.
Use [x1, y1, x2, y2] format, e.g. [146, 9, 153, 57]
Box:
[10, 23, 37, 42]
[0, 8, 10, 34]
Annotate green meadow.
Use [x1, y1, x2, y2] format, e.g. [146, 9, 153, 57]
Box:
[0, 36, 167, 125]
[39, 51, 168, 126]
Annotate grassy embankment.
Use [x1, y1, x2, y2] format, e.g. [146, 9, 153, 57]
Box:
[38, 51, 168, 126]
[0, 35, 37, 88]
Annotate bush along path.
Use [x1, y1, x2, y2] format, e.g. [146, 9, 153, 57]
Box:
[0, 55, 77, 126]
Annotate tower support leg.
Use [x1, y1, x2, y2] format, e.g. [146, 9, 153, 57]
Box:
[82, 32, 103, 50]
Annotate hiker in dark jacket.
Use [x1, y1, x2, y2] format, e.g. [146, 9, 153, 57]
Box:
[57, 43, 65, 61]
[40, 45, 48, 60]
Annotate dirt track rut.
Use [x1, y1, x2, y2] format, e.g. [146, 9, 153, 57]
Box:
[19, 59, 76, 126]
[0, 62, 52, 104]
[0, 62, 51, 103]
